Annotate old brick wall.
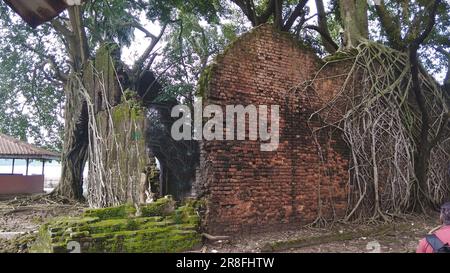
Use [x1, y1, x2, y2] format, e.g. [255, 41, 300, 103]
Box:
[195, 24, 350, 234]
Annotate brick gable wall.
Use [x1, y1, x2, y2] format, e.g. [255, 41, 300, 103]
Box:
[195, 24, 350, 234]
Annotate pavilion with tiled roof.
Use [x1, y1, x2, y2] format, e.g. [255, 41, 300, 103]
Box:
[0, 133, 60, 195]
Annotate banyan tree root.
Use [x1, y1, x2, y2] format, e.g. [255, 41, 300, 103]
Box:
[75, 60, 149, 208]
[301, 41, 449, 222]
[201, 233, 231, 241]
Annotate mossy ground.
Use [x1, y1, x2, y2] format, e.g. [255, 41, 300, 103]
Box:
[30, 197, 202, 253]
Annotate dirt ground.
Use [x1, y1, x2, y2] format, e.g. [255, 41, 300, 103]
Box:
[0, 194, 86, 253]
[200, 211, 442, 253]
[202, 215, 439, 253]
[0, 195, 440, 253]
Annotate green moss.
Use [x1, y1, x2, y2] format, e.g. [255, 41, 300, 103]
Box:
[89, 219, 132, 233]
[117, 228, 201, 253]
[31, 197, 202, 253]
[323, 48, 358, 63]
[110, 100, 144, 127]
[141, 220, 174, 229]
[197, 63, 216, 99]
[69, 231, 90, 239]
[83, 204, 136, 220]
[29, 224, 53, 253]
[170, 206, 199, 225]
[87, 217, 163, 234]
[140, 196, 175, 217]
[111, 103, 129, 125]
[85, 226, 200, 253]
[51, 216, 100, 226]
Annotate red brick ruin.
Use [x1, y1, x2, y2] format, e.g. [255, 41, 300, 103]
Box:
[194, 24, 352, 234]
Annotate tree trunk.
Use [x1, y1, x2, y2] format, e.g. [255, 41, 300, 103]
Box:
[407, 0, 441, 210]
[51, 5, 90, 201]
[444, 59, 450, 93]
[413, 144, 432, 208]
[315, 0, 337, 54]
[53, 77, 89, 201]
[339, 0, 368, 48]
[274, 0, 283, 30]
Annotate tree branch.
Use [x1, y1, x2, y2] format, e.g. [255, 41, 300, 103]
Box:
[282, 0, 308, 31]
[257, 0, 276, 24]
[313, 0, 336, 53]
[21, 43, 69, 83]
[125, 21, 157, 40]
[67, 5, 90, 71]
[274, 0, 283, 30]
[230, 0, 257, 26]
[435, 47, 450, 92]
[51, 19, 73, 41]
[132, 23, 168, 78]
[410, 0, 440, 49]
[304, 25, 339, 52]
[375, 0, 405, 51]
[409, 0, 440, 129]
[47, 55, 69, 83]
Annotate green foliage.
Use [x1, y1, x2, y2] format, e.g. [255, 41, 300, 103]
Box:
[0, 2, 65, 151]
[84, 0, 144, 47]
[146, 0, 222, 24]
[155, 13, 239, 103]
[0, 0, 448, 153]
[367, 0, 449, 82]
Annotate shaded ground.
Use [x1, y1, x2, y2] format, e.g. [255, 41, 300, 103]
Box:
[201, 214, 440, 253]
[0, 195, 440, 253]
[0, 194, 86, 253]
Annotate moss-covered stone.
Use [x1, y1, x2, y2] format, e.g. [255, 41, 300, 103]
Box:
[170, 205, 199, 225]
[30, 197, 202, 253]
[140, 196, 175, 217]
[83, 204, 136, 220]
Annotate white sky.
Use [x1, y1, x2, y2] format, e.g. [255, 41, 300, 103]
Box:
[122, 12, 161, 67]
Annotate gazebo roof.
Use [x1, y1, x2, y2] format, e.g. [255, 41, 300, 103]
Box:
[3, 0, 69, 28]
[0, 133, 60, 160]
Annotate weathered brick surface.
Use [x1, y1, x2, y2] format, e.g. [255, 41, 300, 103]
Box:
[195, 24, 350, 234]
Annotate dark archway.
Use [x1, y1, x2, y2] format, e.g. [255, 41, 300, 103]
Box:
[136, 70, 199, 200]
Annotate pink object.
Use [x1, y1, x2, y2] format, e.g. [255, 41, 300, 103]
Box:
[416, 225, 450, 253]
[0, 174, 44, 195]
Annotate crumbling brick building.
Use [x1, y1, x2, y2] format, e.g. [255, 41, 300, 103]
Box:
[194, 24, 351, 234]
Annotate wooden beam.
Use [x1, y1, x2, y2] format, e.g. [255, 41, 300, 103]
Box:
[42, 160, 46, 176]
[26, 159, 30, 176]
[11, 159, 15, 174]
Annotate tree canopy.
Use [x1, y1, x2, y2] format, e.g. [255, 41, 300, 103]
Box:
[0, 0, 448, 152]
